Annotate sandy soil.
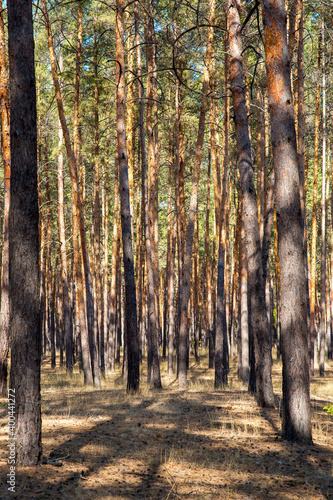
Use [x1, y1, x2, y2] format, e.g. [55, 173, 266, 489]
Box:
[0, 354, 333, 499]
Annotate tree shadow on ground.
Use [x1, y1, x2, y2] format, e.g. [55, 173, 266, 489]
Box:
[1, 385, 333, 499]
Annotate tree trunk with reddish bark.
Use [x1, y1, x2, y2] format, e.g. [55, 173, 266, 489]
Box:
[0, 7, 10, 397]
[262, 0, 312, 442]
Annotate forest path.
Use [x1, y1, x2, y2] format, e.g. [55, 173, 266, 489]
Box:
[0, 353, 333, 499]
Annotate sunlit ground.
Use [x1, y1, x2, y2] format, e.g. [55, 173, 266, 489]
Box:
[0, 350, 332, 499]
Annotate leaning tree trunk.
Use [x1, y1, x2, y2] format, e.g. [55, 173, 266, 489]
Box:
[262, 0, 312, 443]
[41, 0, 100, 387]
[8, 0, 42, 465]
[115, 0, 140, 393]
[0, 6, 10, 397]
[228, 0, 274, 407]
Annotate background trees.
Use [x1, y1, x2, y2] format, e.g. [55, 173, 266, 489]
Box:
[2, 0, 333, 447]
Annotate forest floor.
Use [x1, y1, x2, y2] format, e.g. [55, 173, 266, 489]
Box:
[0, 351, 333, 500]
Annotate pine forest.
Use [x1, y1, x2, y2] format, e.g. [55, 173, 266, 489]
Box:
[0, 0, 333, 498]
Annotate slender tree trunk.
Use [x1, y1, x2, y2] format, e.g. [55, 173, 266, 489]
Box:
[145, 1, 161, 373]
[319, 21, 326, 377]
[135, 5, 145, 359]
[193, 203, 200, 363]
[71, 2, 91, 382]
[108, 152, 119, 373]
[228, 0, 274, 407]
[215, 17, 230, 386]
[310, 30, 322, 375]
[137, 9, 161, 389]
[0, 7, 10, 397]
[41, 0, 100, 387]
[44, 142, 55, 367]
[262, 171, 275, 351]
[92, 37, 103, 375]
[274, 206, 281, 359]
[166, 107, 176, 374]
[205, 155, 214, 368]
[168, 230, 176, 375]
[8, 0, 42, 465]
[58, 113, 73, 372]
[178, 0, 213, 389]
[238, 202, 249, 384]
[326, 119, 331, 360]
[115, 0, 140, 393]
[102, 113, 110, 373]
[296, 0, 310, 366]
[330, 119, 333, 359]
[262, 0, 312, 442]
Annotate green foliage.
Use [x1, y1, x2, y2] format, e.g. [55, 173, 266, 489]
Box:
[323, 405, 333, 416]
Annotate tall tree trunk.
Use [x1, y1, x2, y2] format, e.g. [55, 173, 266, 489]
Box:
[319, 21, 326, 377]
[137, 8, 161, 389]
[135, 4, 145, 359]
[228, 0, 274, 407]
[41, 0, 100, 387]
[262, 0, 312, 442]
[92, 37, 103, 375]
[178, 0, 213, 389]
[238, 201, 249, 384]
[330, 116, 333, 359]
[8, 0, 42, 465]
[145, 1, 161, 373]
[108, 151, 119, 373]
[44, 141, 55, 367]
[71, 2, 91, 382]
[166, 106, 176, 374]
[274, 206, 282, 358]
[126, 12, 135, 221]
[205, 155, 214, 368]
[58, 110, 73, 372]
[296, 0, 310, 368]
[0, 7, 10, 397]
[215, 17, 230, 386]
[115, 0, 140, 392]
[310, 30, 322, 375]
[102, 113, 110, 373]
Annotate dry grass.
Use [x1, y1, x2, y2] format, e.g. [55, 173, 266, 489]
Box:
[0, 351, 333, 499]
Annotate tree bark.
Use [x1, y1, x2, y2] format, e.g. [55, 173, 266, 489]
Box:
[310, 30, 322, 375]
[115, 0, 140, 393]
[8, 0, 42, 465]
[44, 141, 55, 367]
[0, 7, 10, 397]
[262, 0, 312, 442]
[205, 155, 214, 368]
[228, 0, 274, 407]
[319, 21, 326, 377]
[58, 108, 73, 372]
[178, 0, 213, 389]
[92, 37, 103, 375]
[108, 151, 119, 373]
[238, 201, 249, 384]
